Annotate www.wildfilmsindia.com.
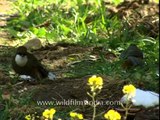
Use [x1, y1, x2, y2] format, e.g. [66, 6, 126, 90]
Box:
[36, 99, 121, 106]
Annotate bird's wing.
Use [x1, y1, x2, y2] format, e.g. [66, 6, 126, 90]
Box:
[120, 45, 143, 59]
[27, 53, 48, 78]
[27, 53, 40, 66]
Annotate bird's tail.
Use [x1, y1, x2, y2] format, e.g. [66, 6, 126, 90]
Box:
[38, 66, 49, 78]
[38, 66, 56, 80]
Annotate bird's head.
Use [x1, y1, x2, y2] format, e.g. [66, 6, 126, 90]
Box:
[16, 46, 27, 57]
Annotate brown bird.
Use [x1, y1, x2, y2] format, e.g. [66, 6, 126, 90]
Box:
[12, 46, 55, 80]
[120, 44, 144, 69]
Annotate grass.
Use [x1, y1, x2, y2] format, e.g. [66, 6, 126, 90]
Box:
[65, 54, 159, 91]
[0, 0, 159, 119]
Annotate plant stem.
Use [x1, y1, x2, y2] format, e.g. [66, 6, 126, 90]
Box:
[124, 99, 132, 120]
[124, 107, 128, 120]
[92, 93, 97, 120]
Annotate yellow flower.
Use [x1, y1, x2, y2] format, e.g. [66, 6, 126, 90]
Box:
[70, 112, 77, 117]
[77, 113, 83, 119]
[70, 112, 83, 120]
[88, 75, 103, 86]
[42, 108, 56, 120]
[104, 109, 121, 120]
[122, 84, 136, 99]
[88, 75, 103, 91]
[25, 114, 31, 120]
[43, 109, 50, 119]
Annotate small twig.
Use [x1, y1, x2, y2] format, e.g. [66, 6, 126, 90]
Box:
[13, 81, 24, 87]
[55, 92, 64, 100]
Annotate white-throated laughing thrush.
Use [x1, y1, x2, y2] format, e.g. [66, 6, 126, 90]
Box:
[12, 46, 55, 80]
[120, 44, 144, 69]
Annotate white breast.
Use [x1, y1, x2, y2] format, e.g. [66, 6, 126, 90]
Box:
[15, 54, 28, 67]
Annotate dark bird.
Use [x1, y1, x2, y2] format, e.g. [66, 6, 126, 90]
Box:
[120, 44, 144, 69]
[12, 46, 55, 80]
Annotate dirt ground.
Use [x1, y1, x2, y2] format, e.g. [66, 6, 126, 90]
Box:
[0, 43, 159, 119]
[0, 0, 159, 120]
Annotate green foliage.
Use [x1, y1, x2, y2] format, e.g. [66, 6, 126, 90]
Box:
[0, 91, 10, 120]
[7, 0, 123, 43]
[110, 0, 124, 5]
[7, 0, 159, 91]
[9, 0, 158, 47]
[1, 0, 158, 119]
[0, 109, 10, 120]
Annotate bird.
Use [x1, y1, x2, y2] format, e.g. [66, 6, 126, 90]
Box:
[120, 44, 144, 69]
[120, 88, 159, 108]
[12, 46, 55, 80]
